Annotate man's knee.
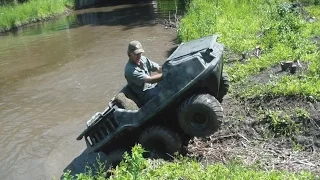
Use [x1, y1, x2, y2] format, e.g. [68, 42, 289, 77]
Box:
[142, 86, 162, 103]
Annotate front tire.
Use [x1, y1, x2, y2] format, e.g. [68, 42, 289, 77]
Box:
[178, 94, 223, 137]
[138, 126, 182, 160]
[104, 149, 127, 169]
[104, 149, 128, 178]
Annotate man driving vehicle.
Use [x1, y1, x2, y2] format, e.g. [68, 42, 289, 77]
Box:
[124, 40, 163, 104]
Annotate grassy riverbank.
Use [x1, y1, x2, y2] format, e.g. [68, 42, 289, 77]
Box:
[61, 145, 316, 180]
[0, 0, 73, 32]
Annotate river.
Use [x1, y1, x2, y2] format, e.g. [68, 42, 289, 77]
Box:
[0, 0, 184, 179]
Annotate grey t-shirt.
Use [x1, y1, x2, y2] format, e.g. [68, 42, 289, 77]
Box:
[124, 56, 160, 99]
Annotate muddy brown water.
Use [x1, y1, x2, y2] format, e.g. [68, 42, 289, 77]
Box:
[0, 1, 183, 179]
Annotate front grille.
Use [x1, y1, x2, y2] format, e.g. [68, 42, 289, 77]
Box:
[86, 117, 119, 146]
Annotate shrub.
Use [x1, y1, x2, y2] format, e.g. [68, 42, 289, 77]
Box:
[60, 144, 317, 180]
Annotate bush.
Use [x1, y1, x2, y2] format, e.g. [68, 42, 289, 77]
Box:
[261, 110, 302, 137]
[60, 144, 317, 180]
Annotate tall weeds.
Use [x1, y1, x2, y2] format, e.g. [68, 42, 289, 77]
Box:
[0, 0, 73, 31]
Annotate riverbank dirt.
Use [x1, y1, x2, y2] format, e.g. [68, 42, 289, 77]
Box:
[185, 56, 320, 176]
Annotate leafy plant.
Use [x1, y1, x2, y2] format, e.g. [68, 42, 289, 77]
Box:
[108, 144, 149, 180]
[262, 110, 302, 137]
[294, 107, 311, 119]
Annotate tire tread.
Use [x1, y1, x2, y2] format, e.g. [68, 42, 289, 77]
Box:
[178, 94, 223, 137]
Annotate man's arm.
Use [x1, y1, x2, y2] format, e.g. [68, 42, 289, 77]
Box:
[144, 73, 163, 84]
[126, 67, 162, 85]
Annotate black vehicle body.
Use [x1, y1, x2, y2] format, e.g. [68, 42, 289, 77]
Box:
[77, 34, 227, 156]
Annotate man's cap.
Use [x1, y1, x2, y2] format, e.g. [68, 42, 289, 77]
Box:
[128, 40, 145, 54]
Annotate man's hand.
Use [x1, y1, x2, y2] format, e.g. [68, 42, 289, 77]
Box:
[156, 66, 162, 73]
[144, 73, 163, 84]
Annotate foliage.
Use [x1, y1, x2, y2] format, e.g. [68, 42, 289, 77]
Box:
[156, 0, 189, 17]
[294, 107, 311, 119]
[178, 0, 265, 52]
[108, 144, 150, 179]
[261, 110, 303, 137]
[0, 0, 73, 31]
[60, 144, 317, 180]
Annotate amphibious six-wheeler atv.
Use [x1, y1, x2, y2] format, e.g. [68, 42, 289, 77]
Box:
[76, 34, 230, 167]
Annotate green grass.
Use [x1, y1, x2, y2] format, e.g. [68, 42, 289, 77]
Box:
[178, 0, 320, 99]
[178, 0, 266, 53]
[60, 144, 317, 180]
[0, 0, 73, 31]
[238, 75, 320, 100]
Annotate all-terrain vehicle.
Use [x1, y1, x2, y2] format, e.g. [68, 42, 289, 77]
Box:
[76, 34, 230, 167]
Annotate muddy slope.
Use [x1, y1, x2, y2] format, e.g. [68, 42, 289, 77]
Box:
[186, 61, 320, 175]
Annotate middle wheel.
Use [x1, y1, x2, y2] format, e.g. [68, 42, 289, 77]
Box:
[178, 94, 223, 137]
[138, 125, 182, 160]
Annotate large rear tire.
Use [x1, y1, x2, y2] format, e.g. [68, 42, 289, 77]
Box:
[138, 126, 182, 160]
[178, 94, 223, 137]
[218, 71, 230, 103]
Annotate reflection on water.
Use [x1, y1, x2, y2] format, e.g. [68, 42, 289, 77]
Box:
[2, 0, 185, 37]
[0, 0, 184, 180]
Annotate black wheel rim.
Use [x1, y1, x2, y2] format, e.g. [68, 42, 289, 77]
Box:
[190, 111, 209, 128]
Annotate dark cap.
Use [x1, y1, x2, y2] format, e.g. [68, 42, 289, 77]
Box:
[128, 40, 145, 54]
